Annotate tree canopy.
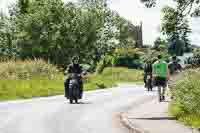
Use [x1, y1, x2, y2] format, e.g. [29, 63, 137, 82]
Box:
[141, 0, 200, 17]
[141, 0, 194, 55]
[0, 0, 138, 67]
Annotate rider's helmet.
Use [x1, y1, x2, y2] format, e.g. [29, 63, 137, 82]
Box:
[72, 56, 79, 64]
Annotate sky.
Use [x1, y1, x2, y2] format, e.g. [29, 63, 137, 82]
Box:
[0, 0, 200, 45]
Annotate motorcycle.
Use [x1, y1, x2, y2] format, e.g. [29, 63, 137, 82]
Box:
[68, 73, 82, 104]
[146, 74, 153, 91]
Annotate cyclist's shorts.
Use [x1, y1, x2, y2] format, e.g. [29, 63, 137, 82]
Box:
[154, 77, 167, 87]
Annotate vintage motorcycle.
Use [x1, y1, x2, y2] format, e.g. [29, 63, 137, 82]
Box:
[68, 73, 82, 104]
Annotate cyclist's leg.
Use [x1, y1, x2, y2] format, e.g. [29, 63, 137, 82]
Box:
[144, 73, 147, 87]
[158, 85, 162, 101]
[162, 86, 165, 100]
[162, 79, 167, 100]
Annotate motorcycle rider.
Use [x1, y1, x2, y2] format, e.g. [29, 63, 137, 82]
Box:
[64, 56, 83, 99]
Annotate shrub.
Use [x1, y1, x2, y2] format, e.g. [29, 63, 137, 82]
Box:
[170, 68, 200, 128]
[112, 48, 144, 69]
[96, 55, 114, 74]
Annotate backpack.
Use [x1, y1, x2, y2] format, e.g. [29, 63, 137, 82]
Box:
[153, 61, 167, 78]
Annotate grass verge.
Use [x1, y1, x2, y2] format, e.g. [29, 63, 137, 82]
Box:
[0, 66, 143, 101]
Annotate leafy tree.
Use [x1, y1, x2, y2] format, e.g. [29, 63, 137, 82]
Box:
[140, 0, 200, 17]
[153, 37, 168, 51]
[193, 48, 200, 57]
[161, 6, 191, 54]
[0, 0, 138, 68]
[0, 11, 17, 59]
[18, 0, 30, 14]
[161, 6, 191, 41]
[168, 39, 185, 56]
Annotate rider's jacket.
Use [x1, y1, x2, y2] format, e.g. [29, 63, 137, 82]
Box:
[67, 64, 82, 74]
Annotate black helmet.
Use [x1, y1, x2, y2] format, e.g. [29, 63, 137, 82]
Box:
[72, 56, 79, 63]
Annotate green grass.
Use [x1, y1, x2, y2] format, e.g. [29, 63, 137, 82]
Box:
[0, 79, 64, 101]
[169, 103, 200, 128]
[0, 67, 143, 101]
[169, 68, 200, 128]
[84, 67, 143, 91]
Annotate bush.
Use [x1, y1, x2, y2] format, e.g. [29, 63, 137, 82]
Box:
[96, 55, 114, 74]
[170, 68, 200, 128]
[95, 48, 145, 74]
[80, 64, 93, 72]
[112, 48, 144, 69]
[143, 50, 170, 64]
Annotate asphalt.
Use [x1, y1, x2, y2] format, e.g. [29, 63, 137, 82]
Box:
[0, 84, 155, 133]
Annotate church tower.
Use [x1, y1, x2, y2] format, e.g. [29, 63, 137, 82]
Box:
[135, 21, 143, 48]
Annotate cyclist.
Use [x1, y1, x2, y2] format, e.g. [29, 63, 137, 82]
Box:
[153, 55, 170, 102]
[143, 60, 153, 90]
[168, 56, 182, 75]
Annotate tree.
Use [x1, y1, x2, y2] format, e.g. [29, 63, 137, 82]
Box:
[153, 37, 168, 51]
[141, 0, 199, 54]
[18, 0, 30, 14]
[161, 6, 192, 53]
[0, 11, 17, 59]
[168, 39, 185, 56]
[1, 0, 138, 68]
[140, 0, 200, 17]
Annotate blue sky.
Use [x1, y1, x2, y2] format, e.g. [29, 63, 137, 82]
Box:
[0, 0, 200, 45]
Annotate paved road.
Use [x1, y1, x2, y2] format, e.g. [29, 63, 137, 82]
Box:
[0, 85, 155, 133]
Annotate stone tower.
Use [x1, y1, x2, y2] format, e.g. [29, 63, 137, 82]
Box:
[134, 21, 143, 48]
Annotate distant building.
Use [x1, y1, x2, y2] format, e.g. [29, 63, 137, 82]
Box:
[127, 21, 143, 48]
[133, 21, 143, 48]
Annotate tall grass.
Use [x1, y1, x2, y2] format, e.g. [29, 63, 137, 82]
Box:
[0, 59, 61, 80]
[0, 59, 63, 101]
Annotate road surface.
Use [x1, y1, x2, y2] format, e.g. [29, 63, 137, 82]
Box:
[0, 84, 155, 133]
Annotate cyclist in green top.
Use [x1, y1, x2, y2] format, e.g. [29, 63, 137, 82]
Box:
[153, 55, 170, 102]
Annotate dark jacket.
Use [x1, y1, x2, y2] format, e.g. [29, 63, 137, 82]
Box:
[67, 64, 82, 74]
[64, 64, 83, 99]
